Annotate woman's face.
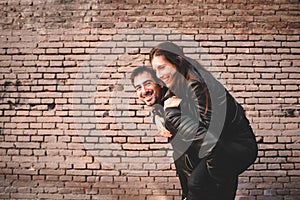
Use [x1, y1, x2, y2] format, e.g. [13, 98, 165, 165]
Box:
[151, 55, 178, 89]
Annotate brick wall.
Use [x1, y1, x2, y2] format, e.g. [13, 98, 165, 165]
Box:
[0, 0, 299, 199]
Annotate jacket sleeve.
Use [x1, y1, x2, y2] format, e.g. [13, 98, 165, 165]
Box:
[164, 80, 211, 141]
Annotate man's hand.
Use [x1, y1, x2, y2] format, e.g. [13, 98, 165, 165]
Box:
[154, 115, 172, 138]
[164, 96, 182, 110]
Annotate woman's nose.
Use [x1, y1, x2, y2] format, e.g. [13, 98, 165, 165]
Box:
[156, 71, 162, 79]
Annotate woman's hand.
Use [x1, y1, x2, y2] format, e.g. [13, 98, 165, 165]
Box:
[164, 96, 182, 110]
[154, 115, 172, 138]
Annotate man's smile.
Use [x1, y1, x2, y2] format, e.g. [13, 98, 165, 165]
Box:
[143, 91, 154, 102]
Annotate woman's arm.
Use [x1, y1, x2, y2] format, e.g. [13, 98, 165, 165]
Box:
[163, 80, 211, 141]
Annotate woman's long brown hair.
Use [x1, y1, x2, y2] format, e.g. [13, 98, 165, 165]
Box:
[149, 47, 210, 115]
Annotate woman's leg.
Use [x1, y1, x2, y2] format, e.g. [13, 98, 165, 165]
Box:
[218, 177, 238, 200]
[206, 137, 258, 183]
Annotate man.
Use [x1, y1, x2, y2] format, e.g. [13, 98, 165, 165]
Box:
[131, 66, 193, 199]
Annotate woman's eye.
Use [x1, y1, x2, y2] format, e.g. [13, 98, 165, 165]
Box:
[157, 65, 165, 70]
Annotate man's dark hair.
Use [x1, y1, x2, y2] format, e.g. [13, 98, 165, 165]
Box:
[130, 66, 161, 86]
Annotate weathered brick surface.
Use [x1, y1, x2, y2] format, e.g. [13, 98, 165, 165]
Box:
[0, 0, 300, 199]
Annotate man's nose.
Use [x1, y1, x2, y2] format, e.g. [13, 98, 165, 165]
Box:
[141, 85, 147, 94]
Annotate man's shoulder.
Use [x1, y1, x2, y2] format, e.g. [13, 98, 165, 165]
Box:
[152, 104, 164, 117]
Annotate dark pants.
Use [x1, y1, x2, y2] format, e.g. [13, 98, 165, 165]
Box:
[187, 158, 238, 200]
[176, 157, 238, 200]
[175, 132, 257, 200]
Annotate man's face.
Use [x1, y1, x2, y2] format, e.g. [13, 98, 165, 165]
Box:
[133, 71, 163, 106]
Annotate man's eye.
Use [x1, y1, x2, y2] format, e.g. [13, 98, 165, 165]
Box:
[144, 81, 152, 86]
[135, 86, 141, 91]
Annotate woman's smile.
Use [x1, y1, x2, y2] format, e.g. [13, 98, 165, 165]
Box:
[151, 55, 177, 89]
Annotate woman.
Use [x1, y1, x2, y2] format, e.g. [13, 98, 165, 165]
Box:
[149, 42, 258, 200]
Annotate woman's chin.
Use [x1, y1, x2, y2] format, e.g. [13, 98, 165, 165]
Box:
[165, 82, 174, 89]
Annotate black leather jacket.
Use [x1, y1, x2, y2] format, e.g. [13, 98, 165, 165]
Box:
[162, 77, 257, 177]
